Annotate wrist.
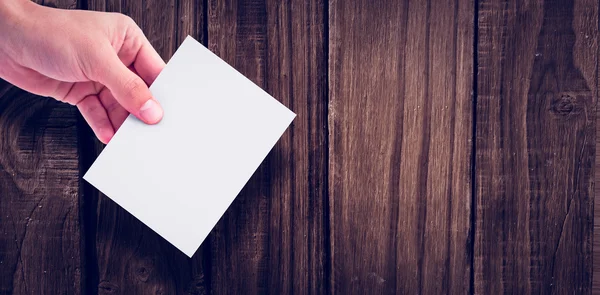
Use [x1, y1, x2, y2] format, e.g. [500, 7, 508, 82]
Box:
[0, 1, 34, 78]
[0, 1, 31, 27]
[0, 1, 37, 59]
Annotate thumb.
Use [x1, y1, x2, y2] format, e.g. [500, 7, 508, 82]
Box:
[95, 52, 163, 124]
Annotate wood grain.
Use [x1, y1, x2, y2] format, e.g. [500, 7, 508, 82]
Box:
[1, 0, 598, 293]
[328, 0, 474, 293]
[176, 0, 204, 45]
[0, 86, 81, 294]
[207, 0, 329, 293]
[86, 0, 209, 294]
[0, 1, 82, 294]
[475, 0, 598, 293]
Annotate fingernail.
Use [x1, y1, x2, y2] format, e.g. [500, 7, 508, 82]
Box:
[139, 100, 163, 124]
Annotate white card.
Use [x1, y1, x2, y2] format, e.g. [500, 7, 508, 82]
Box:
[83, 36, 295, 257]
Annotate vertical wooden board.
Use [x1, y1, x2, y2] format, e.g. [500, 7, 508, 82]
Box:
[476, 0, 597, 293]
[85, 0, 208, 294]
[208, 0, 328, 293]
[0, 2, 82, 294]
[419, 0, 474, 293]
[208, 1, 271, 292]
[328, 0, 473, 293]
[596, 12, 600, 290]
[596, 133, 600, 292]
[176, 0, 204, 45]
[588, 0, 600, 293]
[263, 0, 328, 293]
[0, 87, 81, 294]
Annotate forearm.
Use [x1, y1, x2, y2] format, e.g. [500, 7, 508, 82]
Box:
[0, 0, 31, 36]
[0, 1, 39, 75]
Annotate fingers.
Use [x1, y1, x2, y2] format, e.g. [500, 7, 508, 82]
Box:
[60, 81, 101, 105]
[78, 95, 114, 144]
[113, 18, 165, 86]
[134, 36, 166, 86]
[95, 51, 163, 124]
[1, 65, 66, 98]
[98, 87, 129, 130]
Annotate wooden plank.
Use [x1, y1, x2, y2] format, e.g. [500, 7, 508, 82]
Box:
[176, 0, 204, 45]
[594, 1, 600, 293]
[0, 1, 83, 294]
[0, 85, 82, 294]
[596, 36, 600, 293]
[328, 0, 473, 293]
[595, 112, 600, 293]
[475, 0, 597, 293]
[207, 0, 328, 293]
[85, 0, 209, 294]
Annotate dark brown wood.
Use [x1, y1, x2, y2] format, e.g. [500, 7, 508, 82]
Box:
[85, 0, 209, 294]
[176, 0, 204, 46]
[207, 0, 328, 293]
[476, 0, 597, 293]
[596, 70, 600, 293]
[328, 0, 474, 293]
[2, 0, 600, 293]
[0, 85, 82, 294]
[595, 125, 600, 292]
[0, 1, 83, 294]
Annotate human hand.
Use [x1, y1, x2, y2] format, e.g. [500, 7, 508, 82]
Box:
[0, 0, 164, 144]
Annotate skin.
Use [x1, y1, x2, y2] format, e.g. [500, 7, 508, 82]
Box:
[0, 0, 165, 144]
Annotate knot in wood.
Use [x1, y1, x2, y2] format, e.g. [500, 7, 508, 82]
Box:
[98, 281, 119, 294]
[136, 266, 148, 279]
[550, 94, 575, 116]
[133, 257, 155, 282]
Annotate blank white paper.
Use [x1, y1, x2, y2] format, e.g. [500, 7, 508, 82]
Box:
[83, 36, 296, 257]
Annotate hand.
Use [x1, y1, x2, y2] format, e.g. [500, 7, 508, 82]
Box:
[0, 1, 165, 144]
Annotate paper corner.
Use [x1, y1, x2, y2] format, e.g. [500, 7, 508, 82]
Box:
[82, 168, 92, 183]
[183, 246, 199, 258]
[287, 109, 297, 123]
[184, 35, 195, 42]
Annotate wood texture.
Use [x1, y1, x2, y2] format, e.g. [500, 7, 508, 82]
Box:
[328, 0, 474, 293]
[88, 0, 328, 294]
[1, 0, 598, 293]
[86, 0, 208, 294]
[207, 0, 328, 293]
[476, 0, 598, 293]
[0, 84, 82, 295]
[0, 1, 82, 294]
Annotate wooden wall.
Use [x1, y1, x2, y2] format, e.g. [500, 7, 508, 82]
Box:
[0, 0, 597, 293]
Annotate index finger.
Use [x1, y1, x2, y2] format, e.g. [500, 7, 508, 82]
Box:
[134, 35, 166, 86]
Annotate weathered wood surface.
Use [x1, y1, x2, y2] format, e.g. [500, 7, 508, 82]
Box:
[329, 0, 474, 293]
[207, 0, 328, 294]
[0, 0, 597, 294]
[0, 1, 83, 294]
[476, 0, 598, 293]
[84, 0, 328, 294]
[0, 82, 82, 295]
